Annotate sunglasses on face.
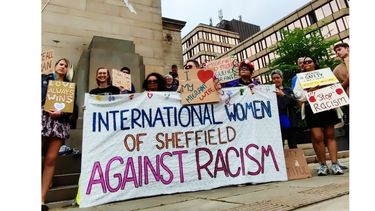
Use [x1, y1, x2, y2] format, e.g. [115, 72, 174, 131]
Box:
[148, 79, 157, 84]
[303, 60, 313, 64]
[184, 65, 193, 70]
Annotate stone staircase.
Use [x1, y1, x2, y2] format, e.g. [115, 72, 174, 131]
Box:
[44, 129, 82, 207]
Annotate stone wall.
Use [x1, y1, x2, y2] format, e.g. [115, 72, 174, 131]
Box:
[42, 0, 184, 82]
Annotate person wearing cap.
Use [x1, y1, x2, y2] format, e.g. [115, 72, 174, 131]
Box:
[271, 69, 298, 149]
[221, 61, 258, 88]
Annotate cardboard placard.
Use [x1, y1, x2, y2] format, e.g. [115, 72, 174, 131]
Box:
[178, 68, 220, 105]
[306, 83, 349, 114]
[44, 81, 76, 113]
[284, 148, 311, 180]
[112, 69, 131, 91]
[41, 50, 54, 74]
[206, 56, 239, 83]
[296, 68, 339, 89]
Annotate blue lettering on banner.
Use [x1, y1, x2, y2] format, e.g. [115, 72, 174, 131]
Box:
[225, 100, 272, 121]
[91, 100, 271, 132]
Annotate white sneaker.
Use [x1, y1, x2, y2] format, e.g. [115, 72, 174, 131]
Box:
[331, 163, 344, 175]
[317, 164, 329, 176]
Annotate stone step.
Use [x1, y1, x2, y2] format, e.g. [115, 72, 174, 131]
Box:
[42, 154, 81, 175]
[46, 185, 78, 203]
[51, 173, 80, 188]
[64, 129, 83, 151]
[305, 150, 349, 164]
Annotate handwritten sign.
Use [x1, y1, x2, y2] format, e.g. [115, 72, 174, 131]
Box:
[41, 50, 54, 74]
[306, 83, 349, 114]
[296, 68, 339, 89]
[206, 57, 239, 83]
[112, 69, 131, 91]
[178, 68, 220, 105]
[80, 86, 287, 208]
[44, 81, 75, 113]
[284, 149, 311, 180]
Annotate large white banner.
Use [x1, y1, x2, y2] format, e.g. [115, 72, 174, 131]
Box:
[80, 85, 287, 207]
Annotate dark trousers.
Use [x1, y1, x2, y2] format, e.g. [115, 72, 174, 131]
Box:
[281, 127, 298, 149]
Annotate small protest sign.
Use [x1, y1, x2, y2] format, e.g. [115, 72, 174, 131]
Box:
[112, 69, 131, 91]
[284, 148, 311, 180]
[296, 68, 339, 89]
[41, 50, 54, 74]
[306, 83, 349, 114]
[178, 68, 220, 105]
[44, 81, 76, 113]
[206, 56, 239, 83]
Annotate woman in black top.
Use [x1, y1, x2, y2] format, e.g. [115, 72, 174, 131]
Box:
[89, 67, 120, 95]
[271, 69, 298, 149]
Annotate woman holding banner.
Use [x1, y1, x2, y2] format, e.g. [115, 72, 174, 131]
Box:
[293, 57, 343, 176]
[89, 67, 120, 95]
[142, 72, 166, 91]
[41, 58, 76, 211]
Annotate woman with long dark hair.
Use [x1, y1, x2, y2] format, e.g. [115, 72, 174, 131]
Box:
[142, 72, 166, 91]
[293, 57, 343, 176]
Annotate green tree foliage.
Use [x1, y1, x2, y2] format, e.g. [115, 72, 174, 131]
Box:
[269, 28, 340, 87]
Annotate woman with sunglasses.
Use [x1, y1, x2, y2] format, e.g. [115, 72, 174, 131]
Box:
[184, 59, 200, 70]
[293, 57, 343, 176]
[142, 72, 166, 91]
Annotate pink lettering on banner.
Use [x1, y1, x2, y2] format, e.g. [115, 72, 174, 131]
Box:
[106, 156, 124, 192]
[121, 157, 138, 190]
[225, 147, 241, 177]
[86, 161, 107, 194]
[195, 144, 280, 180]
[85, 150, 189, 195]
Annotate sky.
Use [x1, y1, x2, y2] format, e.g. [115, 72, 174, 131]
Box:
[161, 0, 311, 37]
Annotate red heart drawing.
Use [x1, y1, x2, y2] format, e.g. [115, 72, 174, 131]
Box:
[335, 88, 343, 95]
[147, 92, 153, 99]
[309, 96, 316, 103]
[197, 69, 214, 83]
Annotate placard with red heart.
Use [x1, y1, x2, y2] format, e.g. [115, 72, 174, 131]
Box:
[197, 69, 214, 83]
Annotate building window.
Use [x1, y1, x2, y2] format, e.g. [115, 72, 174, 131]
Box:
[330, 0, 339, 13]
[250, 45, 256, 56]
[320, 25, 330, 38]
[307, 12, 317, 24]
[258, 58, 264, 69]
[264, 55, 270, 66]
[270, 33, 277, 45]
[336, 18, 346, 32]
[337, 0, 348, 9]
[315, 8, 325, 21]
[288, 22, 295, 31]
[269, 52, 275, 61]
[322, 4, 332, 17]
[327, 22, 339, 36]
[253, 60, 259, 70]
[343, 16, 349, 29]
[294, 19, 302, 29]
[301, 16, 308, 28]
